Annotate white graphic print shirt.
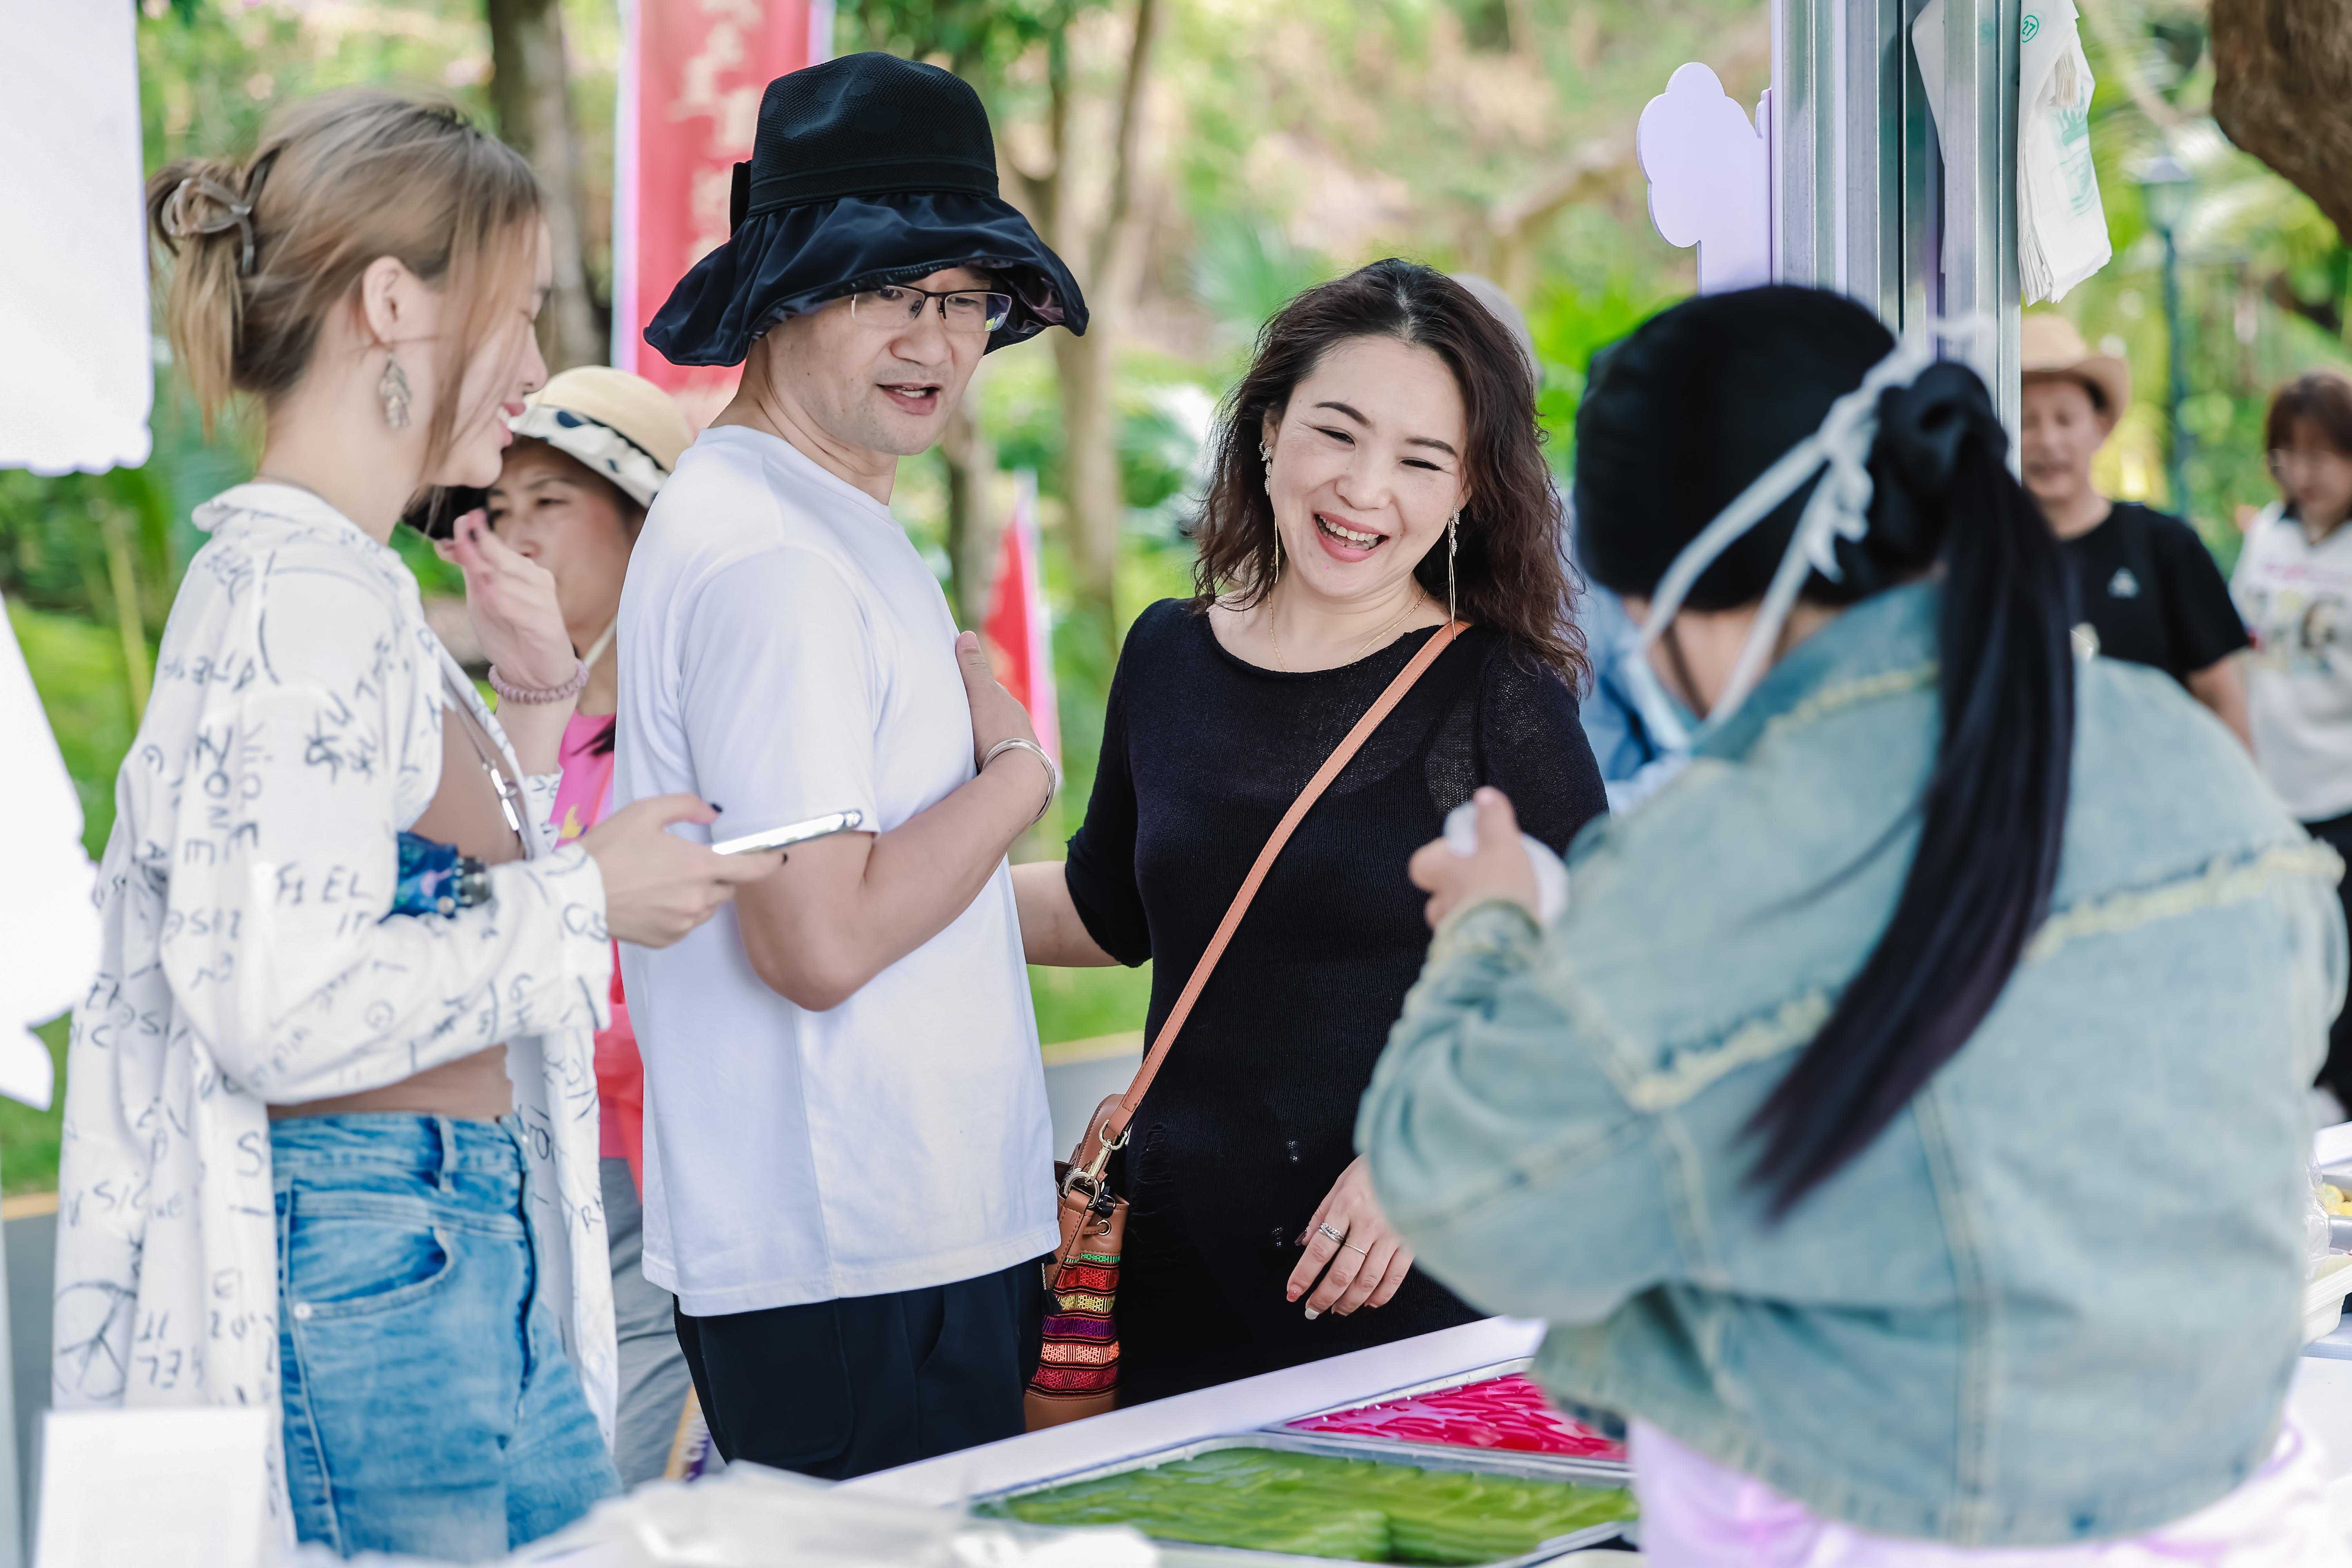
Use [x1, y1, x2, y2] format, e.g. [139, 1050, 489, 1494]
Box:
[51, 485, 616, 1540]
[2233, 502, 2352, 820]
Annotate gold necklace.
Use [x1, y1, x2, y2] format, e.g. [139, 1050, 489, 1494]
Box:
[1266, 592, 1426, 673]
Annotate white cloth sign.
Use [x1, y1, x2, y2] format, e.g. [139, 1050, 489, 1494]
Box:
[0, 610, 83, 1111]
[0, 0, 152, 474]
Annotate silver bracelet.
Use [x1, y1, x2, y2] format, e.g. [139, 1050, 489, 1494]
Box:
[982, 737, 1059, 826]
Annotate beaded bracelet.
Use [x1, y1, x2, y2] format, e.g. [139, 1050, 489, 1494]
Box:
[488, 659, 591, 705]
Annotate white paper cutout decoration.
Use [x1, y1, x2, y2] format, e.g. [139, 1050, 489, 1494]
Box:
[1638, 62, 1773, 294]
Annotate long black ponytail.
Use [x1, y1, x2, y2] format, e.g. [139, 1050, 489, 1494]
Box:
[1573, 287, 2076, 1214]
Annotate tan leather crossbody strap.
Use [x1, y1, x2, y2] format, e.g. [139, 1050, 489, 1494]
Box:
[1102, 621, 1465, 1139]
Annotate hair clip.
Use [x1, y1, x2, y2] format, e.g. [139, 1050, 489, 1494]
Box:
[163, 175, 257, 276]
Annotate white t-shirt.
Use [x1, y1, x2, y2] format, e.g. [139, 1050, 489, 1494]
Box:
[615, 424, 1058, 1315]
[2232, 503, 2352, 822]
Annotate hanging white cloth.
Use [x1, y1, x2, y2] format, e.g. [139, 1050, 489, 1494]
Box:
[0, 609, 86, 1111]
[0, 0, 152, 474]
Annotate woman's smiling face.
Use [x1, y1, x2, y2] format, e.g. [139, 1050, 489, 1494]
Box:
[1261, 335, 1469, 608]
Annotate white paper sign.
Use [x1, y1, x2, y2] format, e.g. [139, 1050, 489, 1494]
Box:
[35, 1408, 268, 1568]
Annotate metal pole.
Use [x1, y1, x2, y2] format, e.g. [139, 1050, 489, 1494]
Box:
[2162, 223, 2190, 518]
[1777, 0, 2021, 436]
[1936, 0, 2022, 438]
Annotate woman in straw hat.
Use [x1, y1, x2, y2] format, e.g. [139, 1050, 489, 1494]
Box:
[474, 365, 701, 1487]
[2018, 313, 2250, 745]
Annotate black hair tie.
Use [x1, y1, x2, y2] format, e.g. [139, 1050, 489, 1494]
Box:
[1869, 362, 2007, 562]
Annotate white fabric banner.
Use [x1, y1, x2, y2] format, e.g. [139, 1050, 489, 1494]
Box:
[0, 607, 86, 1111]
[0, 0, 152, 475]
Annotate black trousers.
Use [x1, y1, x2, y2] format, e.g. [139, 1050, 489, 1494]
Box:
[2307, 809, 2352, 1105]
[672, 1256, 1044, 1481]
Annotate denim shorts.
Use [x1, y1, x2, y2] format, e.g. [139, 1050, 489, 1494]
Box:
[273, 1114, 619, 1560]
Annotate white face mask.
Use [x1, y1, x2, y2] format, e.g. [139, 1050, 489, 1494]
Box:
[1631, 316, 1992, 732]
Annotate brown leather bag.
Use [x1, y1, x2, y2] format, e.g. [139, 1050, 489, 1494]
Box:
[1024, 622, 1466, 1430]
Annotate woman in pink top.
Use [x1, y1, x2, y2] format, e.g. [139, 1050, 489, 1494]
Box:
[482, 365, 699, 1487]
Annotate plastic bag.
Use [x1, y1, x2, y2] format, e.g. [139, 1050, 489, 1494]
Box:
[1910, 0, 2112, 303]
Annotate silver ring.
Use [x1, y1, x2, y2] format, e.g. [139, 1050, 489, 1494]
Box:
[1316, 1223, 1347, 1244]
[1341, 1241, 1369, 1255]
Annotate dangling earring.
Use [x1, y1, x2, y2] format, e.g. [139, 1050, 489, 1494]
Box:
[378, 352, 413, 430]
[1261, 440, 1281, 589]
[1446, 509, 1460, 625]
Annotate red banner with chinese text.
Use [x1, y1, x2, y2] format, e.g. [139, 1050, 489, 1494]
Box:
[615, 0, 830, 425]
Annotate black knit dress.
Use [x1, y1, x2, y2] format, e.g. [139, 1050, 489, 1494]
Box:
[1063, 601, 1608, 1403]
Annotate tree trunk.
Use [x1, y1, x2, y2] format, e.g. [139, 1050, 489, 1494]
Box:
[2212, 0, 2352, 241]
[1053, 324, 1122, 621]
[1053, 0, 1163, 652]
[486, 0, 605, 370]
[941, 396, 1001, 630]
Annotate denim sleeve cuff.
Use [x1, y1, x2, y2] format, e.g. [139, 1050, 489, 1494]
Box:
[1430, 898, 1544, 971]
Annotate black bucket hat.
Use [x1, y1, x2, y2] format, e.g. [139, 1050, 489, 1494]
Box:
[646, 53, 1088, 365]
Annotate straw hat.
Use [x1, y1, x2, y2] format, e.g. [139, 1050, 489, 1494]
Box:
[509, 366, 697, 508]
[2021, 314, 2131, 420]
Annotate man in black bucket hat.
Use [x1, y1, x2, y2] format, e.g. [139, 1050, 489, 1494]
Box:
[615, 53, 1083, 1479]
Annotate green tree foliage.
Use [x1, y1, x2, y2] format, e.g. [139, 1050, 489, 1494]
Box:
[2067, 0, 2352, 562]
[16, 0, 2352, 1076]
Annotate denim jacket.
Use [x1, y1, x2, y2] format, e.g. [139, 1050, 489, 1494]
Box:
[1360, 582, 2344, 1545]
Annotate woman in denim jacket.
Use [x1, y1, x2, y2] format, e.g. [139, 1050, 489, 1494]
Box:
[1364, 288, 2347, 1554]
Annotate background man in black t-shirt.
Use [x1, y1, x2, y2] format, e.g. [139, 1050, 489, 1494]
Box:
[2020, 314, 2251, 746]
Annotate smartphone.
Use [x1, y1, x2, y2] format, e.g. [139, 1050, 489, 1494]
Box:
[399, 485, 488, 541]
[711, 809, 866, 856]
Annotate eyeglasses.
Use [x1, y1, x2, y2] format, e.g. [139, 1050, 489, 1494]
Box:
[848, 285, 1014, 336]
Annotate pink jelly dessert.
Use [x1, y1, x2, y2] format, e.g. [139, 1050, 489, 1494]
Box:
[1289, 1373, 1628, 1461]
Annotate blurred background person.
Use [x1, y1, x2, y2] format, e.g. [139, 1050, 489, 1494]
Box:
[1016, 260, 1606, 1403]
[2020, 314, 2250, 745]
[481, 364, 699, 1490]
[2235, 369, 2352, 1110]
[58, 91, 770, 1558]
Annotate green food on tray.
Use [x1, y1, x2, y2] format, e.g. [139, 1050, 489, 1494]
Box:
[982, 1445, 1636, 1564]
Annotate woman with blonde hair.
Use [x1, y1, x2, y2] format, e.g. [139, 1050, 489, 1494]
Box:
[54, 90, 774, 1556]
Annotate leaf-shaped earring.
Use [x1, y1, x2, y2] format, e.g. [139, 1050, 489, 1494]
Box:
[379, 353, 413, 430]
[1261, 441, 1280, 588]
[1447, 510, 1460, 625]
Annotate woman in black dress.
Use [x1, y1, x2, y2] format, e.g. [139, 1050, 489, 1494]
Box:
[1015, 260, 1608, 1401]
